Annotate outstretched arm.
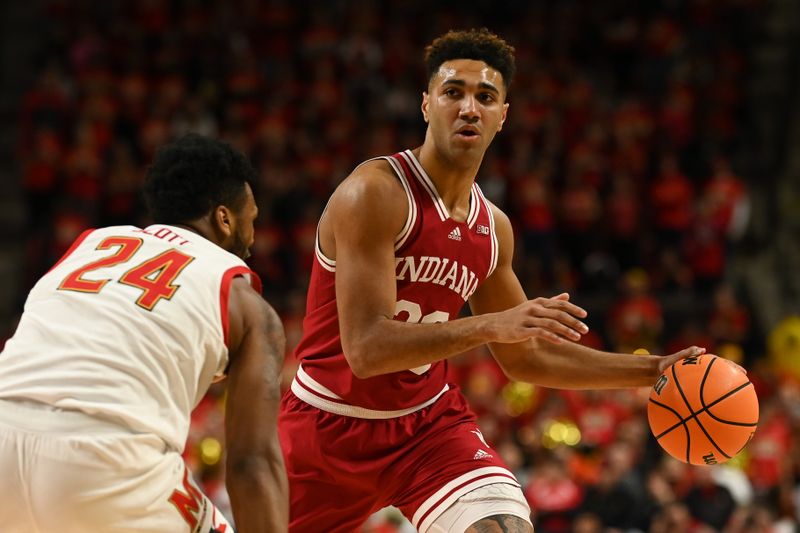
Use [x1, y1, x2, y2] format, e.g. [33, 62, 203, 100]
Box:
[469, 203, 704, 388]
[224, 277, 288, 533]
[327, 161, 590, 379]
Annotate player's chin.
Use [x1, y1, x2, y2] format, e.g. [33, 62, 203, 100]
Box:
[450, 137, 485, 155]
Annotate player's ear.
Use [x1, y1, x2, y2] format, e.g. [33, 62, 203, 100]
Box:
[498, 102, 509, 132]
[212, 205, 234, 238]
[421, 92, 429, 123]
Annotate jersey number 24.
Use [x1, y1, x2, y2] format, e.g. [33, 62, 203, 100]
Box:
[58, 236, 195, 311]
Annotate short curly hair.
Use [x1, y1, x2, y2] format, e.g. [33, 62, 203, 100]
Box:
[143, 134, 256, 225]
[424, 28, 516, 91]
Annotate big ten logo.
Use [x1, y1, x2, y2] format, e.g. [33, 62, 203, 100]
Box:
[654, 374, 669, 395]
[702, 452, 718, 465]
[681, 355, 701, 365]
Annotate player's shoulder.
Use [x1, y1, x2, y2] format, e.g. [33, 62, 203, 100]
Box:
[344, 157, 402, 192]
[322, 156, 409, 236]
[333, 157, 405, 207]
[227, 274, 284, 353]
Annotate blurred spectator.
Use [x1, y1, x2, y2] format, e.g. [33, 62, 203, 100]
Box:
[517, 165, 558, 289]
[649, 153, 695, 249]
[607, 269, 664, 353]
[767, 316, 800, 382]
[708, 283, 752, 346]
[563, 390, 629, 450]
[557, 171, 602, 270]
[711, 465, 754, 508]
[684, 465, 737, 530]
[746, 399, 792, 494]
[650, 501, 714, 533]
[702, 156, 750, 242]
[570, 512, 602, 533]
[578, 440, 646, 530]
[525, 453, 584, 533]
[604, 171, 641, 271]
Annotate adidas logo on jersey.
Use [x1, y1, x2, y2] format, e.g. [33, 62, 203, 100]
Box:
[448, 227, 462, 241]
[473, 449, 493, 460]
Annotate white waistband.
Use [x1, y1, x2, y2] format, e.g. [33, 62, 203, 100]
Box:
[291, 365, 450, 419]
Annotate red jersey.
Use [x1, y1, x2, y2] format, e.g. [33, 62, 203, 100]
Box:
[291, 149, 499, 416]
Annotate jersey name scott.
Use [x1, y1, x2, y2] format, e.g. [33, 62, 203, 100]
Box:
[395, 256, 479, 301]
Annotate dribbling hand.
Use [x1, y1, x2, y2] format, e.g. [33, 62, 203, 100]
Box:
[654, 346, 746, 376]
[655, 346, 707, 375]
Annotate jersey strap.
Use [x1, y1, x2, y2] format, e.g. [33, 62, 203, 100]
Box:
[219, 266, 263, 347]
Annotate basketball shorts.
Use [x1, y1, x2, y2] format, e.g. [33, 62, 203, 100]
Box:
[279, 386, 528, 532]
[0, 400, 231, 533]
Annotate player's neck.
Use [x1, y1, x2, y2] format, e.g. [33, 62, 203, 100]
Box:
[172, 220, 218, 246]
[414, 144, 481, 212]
[173, 221, 204, 237]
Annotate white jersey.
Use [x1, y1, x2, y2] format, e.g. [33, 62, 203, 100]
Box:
[0, 224, 260, 452]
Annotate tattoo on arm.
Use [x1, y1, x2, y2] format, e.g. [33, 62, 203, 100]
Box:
[467, 514, 532, 533]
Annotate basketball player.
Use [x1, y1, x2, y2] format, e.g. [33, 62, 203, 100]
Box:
[279, 29, 704, 533]
[0, 135, 288, 533]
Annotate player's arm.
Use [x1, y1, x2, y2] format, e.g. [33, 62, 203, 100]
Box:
[329, 162, 588, 378]
[469, 203, 704, 388]
[223, 276, 288, 533]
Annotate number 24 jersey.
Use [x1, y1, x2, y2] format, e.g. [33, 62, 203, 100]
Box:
[0, 224, 259, 452]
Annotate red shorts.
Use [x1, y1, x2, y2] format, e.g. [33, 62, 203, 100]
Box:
[278, 386, 520, 533]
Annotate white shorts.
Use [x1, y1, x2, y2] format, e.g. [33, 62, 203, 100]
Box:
[0, 400, 231, 533]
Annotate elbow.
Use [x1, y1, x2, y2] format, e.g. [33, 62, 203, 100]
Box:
[341, 320, 394, 379]
[342, 337, 382, 379]
[226, 448, 283, 481]
[225, 457, 276, 491]
[344, 347, 378, 379]
[227, 455, 269, 476]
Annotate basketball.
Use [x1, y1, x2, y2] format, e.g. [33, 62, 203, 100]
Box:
[648, 353, 759, 465]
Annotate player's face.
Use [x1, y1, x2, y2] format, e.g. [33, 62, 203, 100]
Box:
[230, 183, 258, 260]
[422, 59, 509, 161]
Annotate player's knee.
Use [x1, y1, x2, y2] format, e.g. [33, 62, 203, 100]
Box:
[465, 515, 533, 533]
[427, 482, 532, 533]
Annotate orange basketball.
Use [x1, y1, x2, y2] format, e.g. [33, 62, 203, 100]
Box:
[648, 353, 759, 465]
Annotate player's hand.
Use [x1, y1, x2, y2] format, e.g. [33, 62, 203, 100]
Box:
[656, 346, 706, 375]
[489, 292, 589, 344]
[654, 346, 746, 376]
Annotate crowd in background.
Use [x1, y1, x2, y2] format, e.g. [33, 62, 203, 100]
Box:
[5, 0, 800, 531]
